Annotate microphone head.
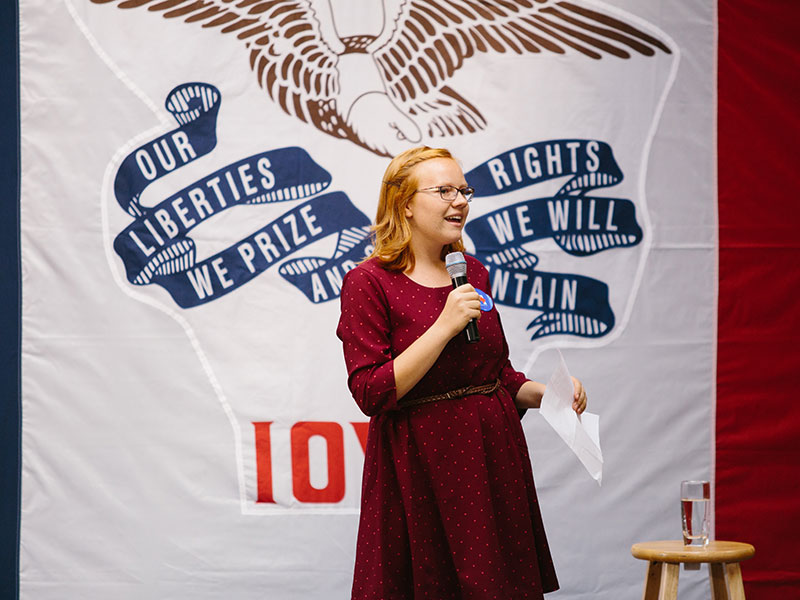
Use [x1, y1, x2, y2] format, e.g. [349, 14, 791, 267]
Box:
[445, 251, 467, 278]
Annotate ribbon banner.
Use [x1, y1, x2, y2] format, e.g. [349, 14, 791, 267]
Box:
[114, 82, 221, 217]
[466, 140, 643, 339]
[113, 82, 372, 308]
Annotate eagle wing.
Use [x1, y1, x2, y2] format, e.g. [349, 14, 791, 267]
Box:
[372, 0, 671, 138]
[89, 0, 348, 131]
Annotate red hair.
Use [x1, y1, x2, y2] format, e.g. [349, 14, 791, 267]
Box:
[368, 146, 466, 272]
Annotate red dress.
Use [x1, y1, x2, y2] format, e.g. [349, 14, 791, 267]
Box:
[337, 255, 559, 599]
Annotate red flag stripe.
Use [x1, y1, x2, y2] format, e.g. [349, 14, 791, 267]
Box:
[717, 1, 800, 597]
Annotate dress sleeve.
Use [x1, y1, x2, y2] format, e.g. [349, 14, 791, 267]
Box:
[499, 355, 528, 401]
[336, 266, 398, 416]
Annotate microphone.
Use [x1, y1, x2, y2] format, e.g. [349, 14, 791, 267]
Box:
[445, 252, 480, 344]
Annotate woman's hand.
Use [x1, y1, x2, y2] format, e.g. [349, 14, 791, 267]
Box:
[572, 376, 587, 414]
[436, 284, 481, 339]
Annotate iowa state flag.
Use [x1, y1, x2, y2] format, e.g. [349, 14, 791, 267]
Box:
[1, 1, 797, 598]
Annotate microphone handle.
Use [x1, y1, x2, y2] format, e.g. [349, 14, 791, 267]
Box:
[450, 275, 480, 344]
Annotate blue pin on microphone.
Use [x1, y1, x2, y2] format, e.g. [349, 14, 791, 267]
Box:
[445, 252, 480, 344]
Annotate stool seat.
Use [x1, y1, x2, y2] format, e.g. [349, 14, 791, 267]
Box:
[632, 540, 755, 564]
[631, 540, 754, 600]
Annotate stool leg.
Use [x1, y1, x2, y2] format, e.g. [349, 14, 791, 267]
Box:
[659, 563, 679, 600]
[709, 563, 729, 600]
[726, 563, 746, 600]
[642, 561, 663, 600]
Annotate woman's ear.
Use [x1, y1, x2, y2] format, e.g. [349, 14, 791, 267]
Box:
[404, 201, 413, 219]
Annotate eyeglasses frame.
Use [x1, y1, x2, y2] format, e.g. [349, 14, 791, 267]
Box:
[415, 185, 474, 203]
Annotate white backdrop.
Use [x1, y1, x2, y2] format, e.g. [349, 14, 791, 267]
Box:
[19, 1, 716, 598]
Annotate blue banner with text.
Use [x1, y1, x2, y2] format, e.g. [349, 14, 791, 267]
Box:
[466, 140, 643, 339]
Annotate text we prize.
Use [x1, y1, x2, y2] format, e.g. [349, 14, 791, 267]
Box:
[118, 151, 330, 303]
[253, 421, 368, 505]
[112, 143, 381, 308]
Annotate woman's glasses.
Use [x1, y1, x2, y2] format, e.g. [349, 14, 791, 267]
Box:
[416, 185, 474, 203]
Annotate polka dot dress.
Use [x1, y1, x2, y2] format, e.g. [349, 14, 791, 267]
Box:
[337, 256, 559, 599]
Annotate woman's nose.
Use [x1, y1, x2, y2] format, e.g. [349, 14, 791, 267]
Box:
[450, 192, 468, 207]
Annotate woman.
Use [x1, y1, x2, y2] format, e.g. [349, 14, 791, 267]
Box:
[337, 147, 587, 599]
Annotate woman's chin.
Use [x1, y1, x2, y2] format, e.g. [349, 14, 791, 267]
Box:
[441, 234, 464, 248]
[442, 224, 465, 238]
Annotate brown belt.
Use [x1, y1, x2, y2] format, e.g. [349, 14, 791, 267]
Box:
[397, 379, 501, 409]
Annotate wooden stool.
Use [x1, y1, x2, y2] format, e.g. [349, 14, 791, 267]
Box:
[631, 540, 755, 600]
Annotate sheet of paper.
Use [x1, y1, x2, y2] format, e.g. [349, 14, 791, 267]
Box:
[539, 350, 603, 485]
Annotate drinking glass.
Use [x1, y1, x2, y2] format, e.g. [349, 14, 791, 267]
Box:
[681, 480, 710, 546]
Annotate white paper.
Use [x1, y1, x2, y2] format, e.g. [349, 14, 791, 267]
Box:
[539, 351, 603, 485]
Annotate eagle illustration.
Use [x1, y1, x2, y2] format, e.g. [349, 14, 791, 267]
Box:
[90, 0, 670, 156]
